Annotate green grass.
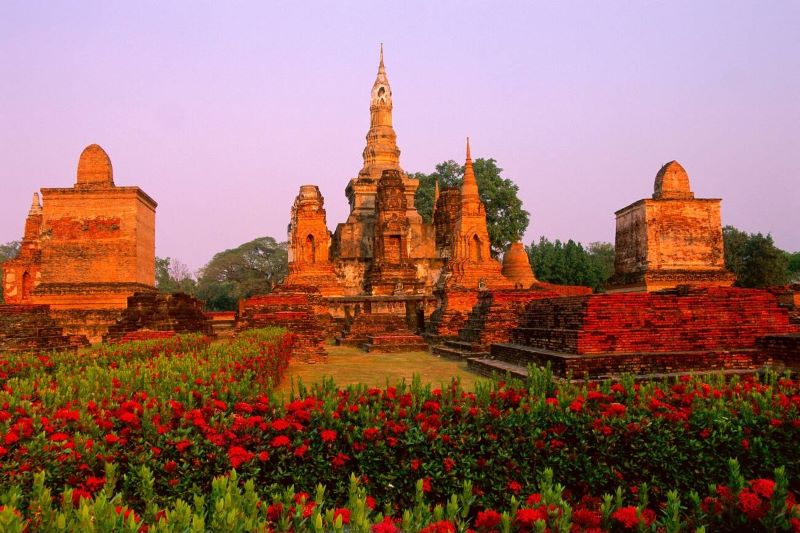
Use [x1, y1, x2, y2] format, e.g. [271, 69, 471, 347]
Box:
[276, 343, 488, 396]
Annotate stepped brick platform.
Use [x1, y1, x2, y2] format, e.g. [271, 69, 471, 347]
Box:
[0, 304, 86, 353]
[104, 292, 213, 343]
[205, 311, 237, 337]
[477, 287, 798, 379]
[336, 312, 412, 346]
[431, 284, 592, 360]
[238, 285, 332, 362]
[362, 333, 428, 353]
[117, 330, 176, 343]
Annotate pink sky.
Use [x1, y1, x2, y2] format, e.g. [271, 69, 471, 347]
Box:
[1, 1, 798, 271]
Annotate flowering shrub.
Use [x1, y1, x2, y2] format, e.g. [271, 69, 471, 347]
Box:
[1, 330, 800, 530]
[0, 463, 798, 532]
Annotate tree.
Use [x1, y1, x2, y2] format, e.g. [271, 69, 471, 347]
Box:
[195, 237, 288, 311]
[0, 241, 20, 304]
[723, 226, 790, 288]
[412, 158, 530, 257]
[526, 237, 613, 291]
[787, 252, 800, 283]
[155, 257, 197, 295]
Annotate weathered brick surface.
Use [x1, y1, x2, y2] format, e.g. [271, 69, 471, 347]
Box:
[238, 285, 331, 362]
[4, 144, 158, 343]
[2, 194, 43, 304]
[757, 334, 800, 370]
[104, 292, 213, 342]
[607, 161, 735, 292]
[0, 305, 86, 352]
[485, 287, 798, 378]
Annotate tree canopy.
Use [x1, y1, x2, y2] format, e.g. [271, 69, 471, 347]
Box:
[526, 237, 613, 292]
[195, 237, 288, 311]
[723, 226, 792, 288]
[0, 241, 20, 304]
[412, 158, 530, 257]
[155, 257, 198, 295]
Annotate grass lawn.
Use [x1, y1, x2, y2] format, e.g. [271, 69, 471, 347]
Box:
[276, 343, 489, 396]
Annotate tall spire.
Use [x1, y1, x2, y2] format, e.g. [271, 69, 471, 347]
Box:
[462, 137, 479, 197]
[357, 44, 402, 181]
[433, 179, 440, 214]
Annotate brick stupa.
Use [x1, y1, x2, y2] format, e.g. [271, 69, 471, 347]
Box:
[606, 161, 735, 292]
[3, 144, 158, 342]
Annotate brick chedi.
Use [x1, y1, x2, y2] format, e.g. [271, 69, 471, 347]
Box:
[29, 144, 157, 342]
[427, 139, 514, 339]
[284, 185, 342, 296]
[501, 241, 538, 289]
[2, 194, 44, 304]
[330, 45, 438, 295]
[606, 161, 735, 292]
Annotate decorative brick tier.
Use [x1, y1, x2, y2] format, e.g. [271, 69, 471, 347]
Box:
[476, 287, 798, 379]
[104, 292, 213, 343]
[0, 304, 85, 353]
[238, 285, 331, 362]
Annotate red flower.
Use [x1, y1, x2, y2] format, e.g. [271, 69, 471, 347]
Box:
[333, 508, 351, 525]
[104, 433, 119, 445]
[750, 479, 776, 499]
[418, 520, 456, 533]
[474, 509, 502, 530]
[320, 429, 337, 443]
[422, 478, 432, 493]
[738, 489, 765, 519]
[443, 457, 455, 473]
[164, 460, 177, 474]
[372, 516, 400, 533]
[270, 435, 291, 448]
[258, 451, 269, 461]
[507, 481, 522, 494]
[228, 446, 254, 469]
[611, 506, 655, 529]
[174, 439, 192, 453]
[572, 508, 601, 528]
[526, 493, 542, 506]
[293, 444, 309, 458]
[331, 452, 350, 468]
[50, 432, 70, 442]
[363, 427, 380, 441]
[515, 507, 546, 527]
[271, 419, 291, 432]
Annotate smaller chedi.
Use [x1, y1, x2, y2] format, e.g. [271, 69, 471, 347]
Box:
[606, 160, 735, 292]
[501, 241, 538, 288]
[2, 144, 158, 342]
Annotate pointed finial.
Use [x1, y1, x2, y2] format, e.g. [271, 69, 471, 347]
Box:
[462, 137, 478, 193]
[379, 43, 385, 72]
[29, 192, 42, 215]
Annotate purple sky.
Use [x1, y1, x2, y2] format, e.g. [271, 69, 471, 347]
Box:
[1, 1, 798, 271]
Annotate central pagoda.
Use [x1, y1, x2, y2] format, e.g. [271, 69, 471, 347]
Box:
[330, 45, 435, 295]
